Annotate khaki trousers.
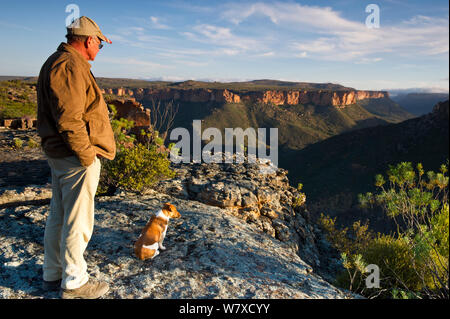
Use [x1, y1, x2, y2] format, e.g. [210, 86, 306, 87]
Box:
[43, 155, 101, 290]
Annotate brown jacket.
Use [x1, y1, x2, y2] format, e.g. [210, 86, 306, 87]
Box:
[37, 43, 116, 167]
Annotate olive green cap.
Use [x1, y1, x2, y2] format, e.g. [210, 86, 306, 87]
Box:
[66, 16, 112, 44]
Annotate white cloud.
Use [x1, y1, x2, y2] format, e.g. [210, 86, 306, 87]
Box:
[355, 57, 383, 64]
[176, 60, 209, 67]
[183, 24, 263, 52]
[150, 16, 170, 30]
[136, 34, 169, 43]
[146, 75, 188, 82]
[0, 21, 34, 32]
[259, 51, 275, 57]
[222, 2, 360, 30]
[156, 47, 211, 58]
[221, 2, 449, 63]
[157, 46, 238, 58]
[101, 2, 447, 87]
[100, 57, 173, 70]
[119, 27, 145, 36]
[292, 38, 336, 54]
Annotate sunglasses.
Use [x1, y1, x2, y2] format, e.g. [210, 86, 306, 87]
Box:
[94, 37, 103, 50]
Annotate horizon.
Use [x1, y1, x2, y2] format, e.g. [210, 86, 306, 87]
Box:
[1, 0, 448, 92]
[1, 75, 449, 94]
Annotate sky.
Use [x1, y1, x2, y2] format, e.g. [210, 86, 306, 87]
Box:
[0, 0, 448, 92]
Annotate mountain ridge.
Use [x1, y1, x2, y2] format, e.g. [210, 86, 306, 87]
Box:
[101, 84, 390, 108]
[392, 92, 449, 116]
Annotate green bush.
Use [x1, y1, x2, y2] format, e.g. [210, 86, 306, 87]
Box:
[0, 80, 37, 119]
[292, 183, 306, 208]
[320, 214, 375, 294]
[27, 137, 40, 148]
[363, 235, 425, 295]
[0, 102, 37, 119]
[13, 137, 24, 149]
[102, 142, 175, 193]
[321, 161, 449, 299]
[97, 104, 175, 194]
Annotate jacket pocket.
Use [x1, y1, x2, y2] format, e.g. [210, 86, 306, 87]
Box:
[88, 118, 108, 144]
[87, 117, 116, 158]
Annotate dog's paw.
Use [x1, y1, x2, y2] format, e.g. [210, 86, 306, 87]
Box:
[159, 244, 166, 250]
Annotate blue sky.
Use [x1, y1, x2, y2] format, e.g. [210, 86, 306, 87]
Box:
[0, 0, 448, 92]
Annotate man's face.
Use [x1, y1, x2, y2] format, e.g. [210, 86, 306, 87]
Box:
[86, 36, 102, 61]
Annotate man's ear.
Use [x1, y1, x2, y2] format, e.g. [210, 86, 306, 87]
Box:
[83, 37, 89, 48]
[84, 36, 93, 48]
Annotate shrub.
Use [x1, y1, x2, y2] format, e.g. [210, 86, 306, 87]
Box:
[12, 137, 23, 149]
[360, 161, 448, 298]
[0, 102, 37, 119]
[363, 235, 425, 296]
[27, 137, 40, 148]
[292, 183, 306, 208]
[320, 214, 376, 294]
[0, 80, 37, 119]
[102, 143, 175, 193]
[97, 104, 175, 194]
[321, 161, 449, 299]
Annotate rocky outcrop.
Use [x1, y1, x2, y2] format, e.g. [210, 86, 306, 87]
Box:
[102, 88, 134, 97]
[0, 185, 352, 299]
[0, 185, 51, 207]
[1, 118, 36, 129]
[355, 91, 387, 100]
[152, 154, 339, 276]
[107, 98, 151, 132]
[103, 87, 389, 107]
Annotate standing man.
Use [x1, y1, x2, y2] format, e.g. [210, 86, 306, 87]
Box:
[37, 16, 116, 299]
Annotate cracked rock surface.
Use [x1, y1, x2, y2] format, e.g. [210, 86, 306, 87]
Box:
[0, 189, 352, 299]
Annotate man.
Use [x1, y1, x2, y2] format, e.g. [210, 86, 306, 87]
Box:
[37, 16, 116, 299]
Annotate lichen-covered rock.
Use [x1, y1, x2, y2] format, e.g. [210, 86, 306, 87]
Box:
[0, 190, 353, 299]
[152, 157, 325, 270]
[0, 185, 51, 206]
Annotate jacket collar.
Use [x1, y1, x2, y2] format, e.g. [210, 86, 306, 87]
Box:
[57, 42, 92, 70]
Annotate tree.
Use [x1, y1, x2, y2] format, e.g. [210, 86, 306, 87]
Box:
[148, 98, 179, 143]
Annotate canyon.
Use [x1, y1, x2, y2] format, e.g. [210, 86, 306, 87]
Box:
[101, 87, 389, 108]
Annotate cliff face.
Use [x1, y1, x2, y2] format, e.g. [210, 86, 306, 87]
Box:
[102, 87, 389, 107]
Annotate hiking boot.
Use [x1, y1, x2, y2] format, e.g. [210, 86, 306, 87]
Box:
[42, 279, 62, 291]
[60, 279, 109, 299]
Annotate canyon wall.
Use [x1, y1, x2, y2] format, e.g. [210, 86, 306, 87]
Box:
[102, 87, 389, 107]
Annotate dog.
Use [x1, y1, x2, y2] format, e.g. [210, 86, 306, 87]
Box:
[134, 203, 181, 260]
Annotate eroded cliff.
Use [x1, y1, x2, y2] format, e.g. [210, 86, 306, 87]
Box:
[102, 87, 389, 107]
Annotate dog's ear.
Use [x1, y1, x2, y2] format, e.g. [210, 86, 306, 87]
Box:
[163, 203, 172, 211]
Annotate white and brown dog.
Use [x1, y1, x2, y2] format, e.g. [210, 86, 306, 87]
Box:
[134, 203, 181, 260]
